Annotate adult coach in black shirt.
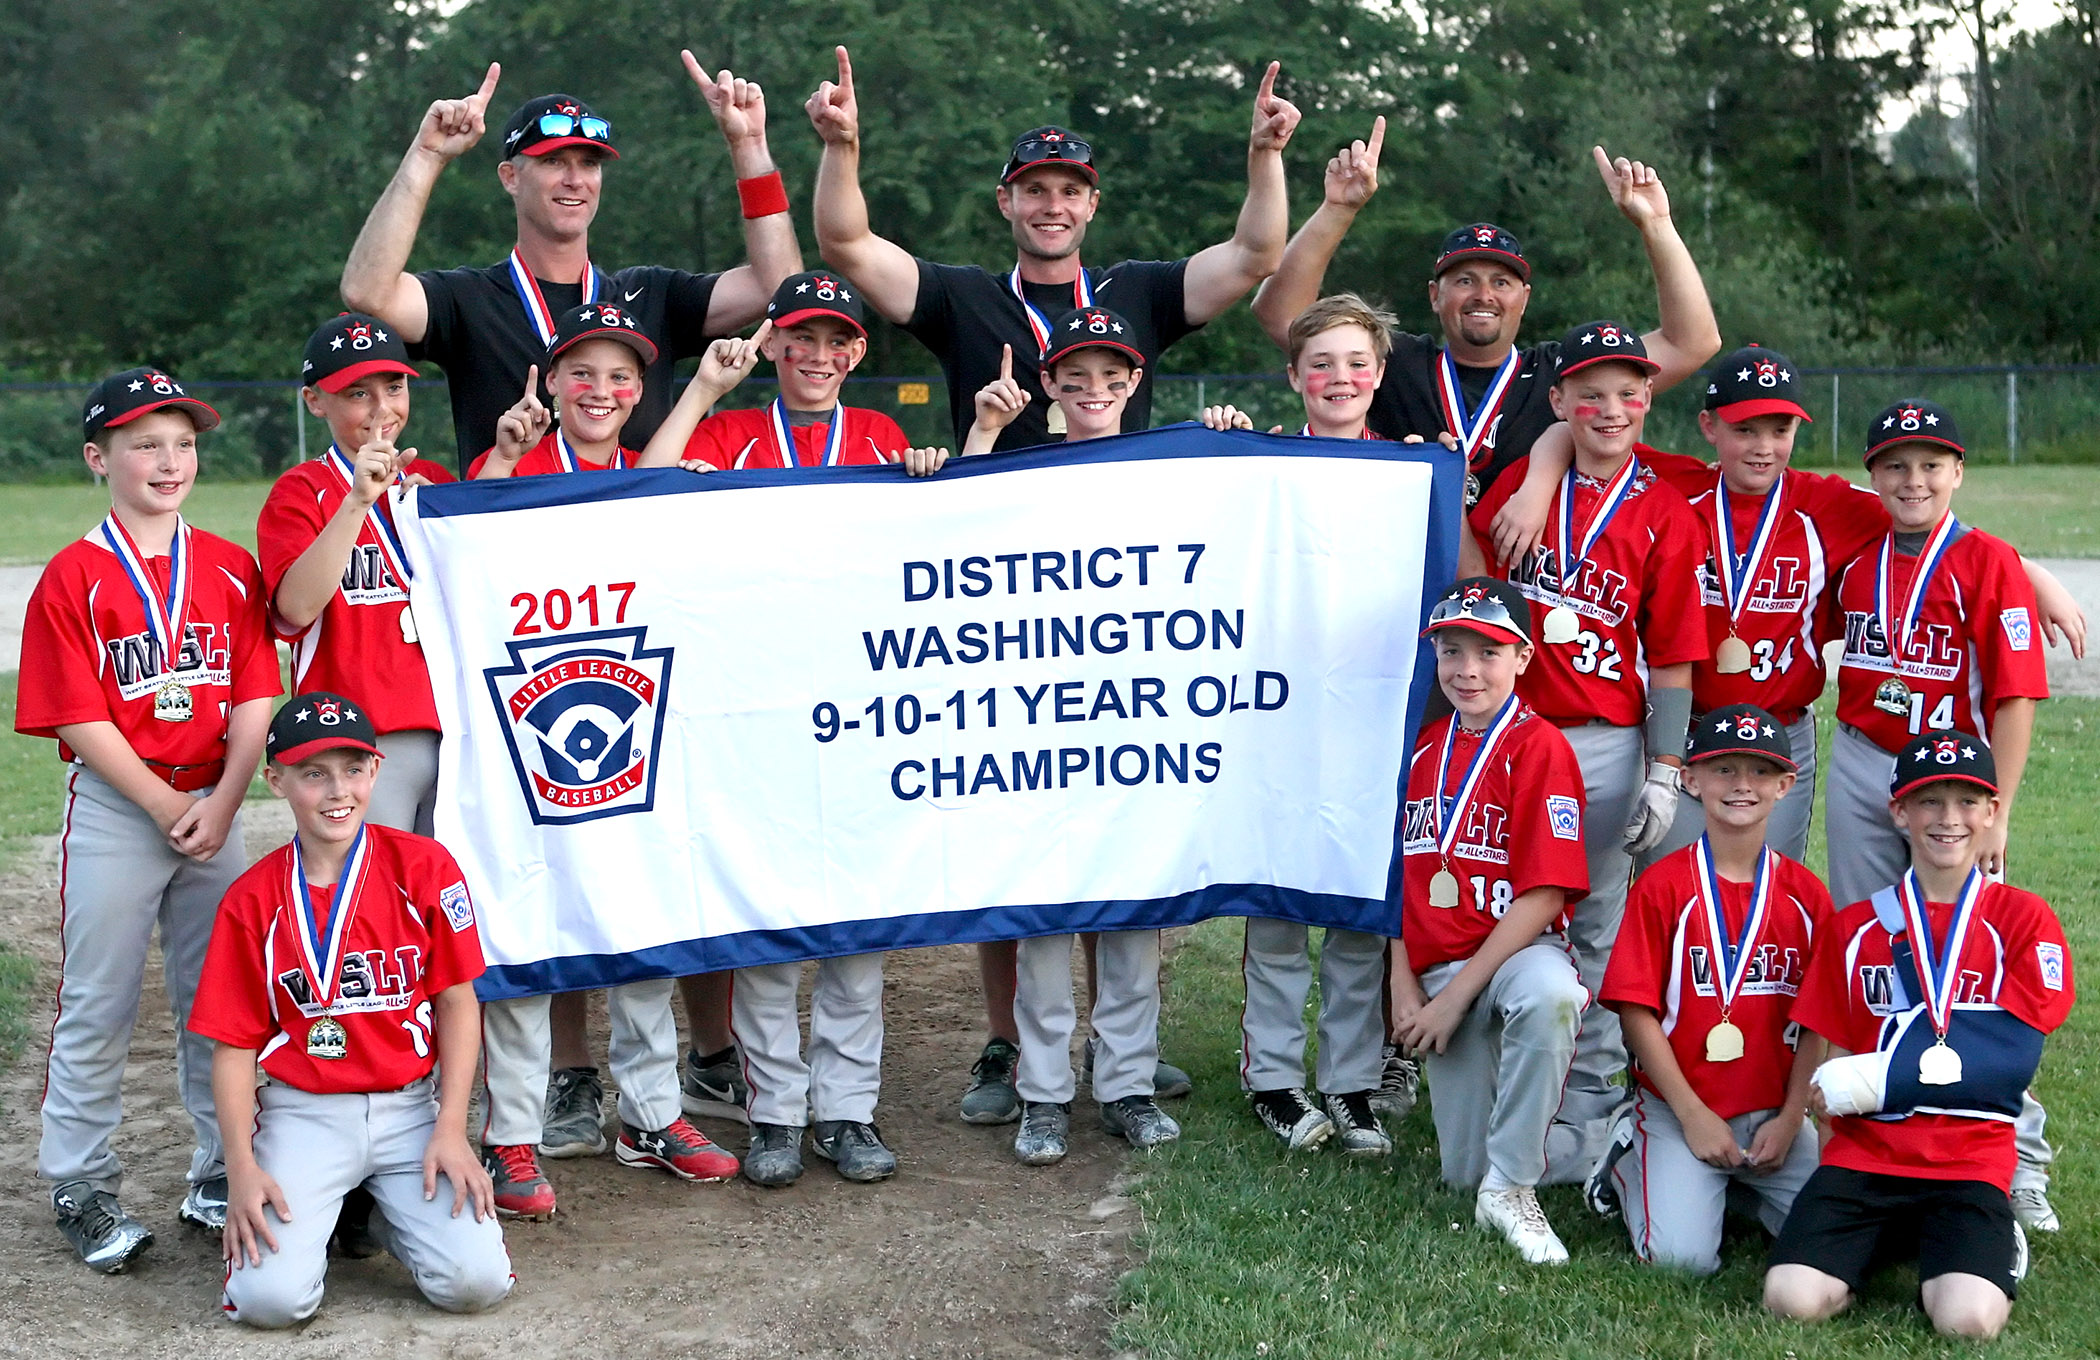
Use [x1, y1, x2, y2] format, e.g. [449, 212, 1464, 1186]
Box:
[340, 58, 801, 461]
[804, 46, 1301, 450]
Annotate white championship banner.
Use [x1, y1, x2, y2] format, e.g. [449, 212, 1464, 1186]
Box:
[399, 424, 1462, 999]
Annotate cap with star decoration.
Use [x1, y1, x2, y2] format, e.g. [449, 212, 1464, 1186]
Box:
[1863, 397, 1964, 466]
[1553, 320, 1660, 381]
[268, 691, 382, 765]
[547, 301, 659, 368]
[1685, 703, 1797, 771]
[1433, 222, 1530, 282]
[766, 270, 867, 338]
[1702, 344, 1811, 424]
[1421, 576, 1533, 647]
[1040, 306, 1145, 370]
[83, 366, 222, 440]
[1890, 729, 1997, 800]
[303, 312, 419, 394]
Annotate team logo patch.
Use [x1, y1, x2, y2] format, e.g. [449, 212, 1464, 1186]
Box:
[439, 881, 475, 934]
[1546, 795, 1580, 841]
[2037, 942, 2065, 992]
[485, 626, 674, 825]
[2000, 606, 2032, 652]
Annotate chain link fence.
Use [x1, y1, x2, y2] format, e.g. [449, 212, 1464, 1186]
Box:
[6, 364, 2095, 481]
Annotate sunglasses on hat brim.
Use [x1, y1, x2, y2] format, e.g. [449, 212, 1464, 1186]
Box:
[515, 112, 618, 158]
[1003, 136, 1096, 184]
[1421, 594, 1530, 645]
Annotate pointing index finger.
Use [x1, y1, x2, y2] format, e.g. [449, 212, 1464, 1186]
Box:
[1366, 114, 1386, 162]
[681, 50, 717, 93]
[469, 62, 500, 112]
[523, 364, 539, 402]
[999, 343, 1013, 381]
[836, 46, 854, 92]
[1256, 60, 1279, 105]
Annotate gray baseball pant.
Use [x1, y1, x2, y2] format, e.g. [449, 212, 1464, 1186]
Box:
[368, 728, 440, 837]
[39, 766, 244, 1195]
[1645, 712, 1818, 866]
[1239, 918, 1386, 1094]
[1558, 722, 1645, 1133]
[1610, 1085, 1819, 1275]
[221, 1076, 512, 1327]
[731, 953, 886, 1127]
[1015, 930, 1159, 1104]
[480, 979, 680, 1145]
[1418, 940, 1587, 1189]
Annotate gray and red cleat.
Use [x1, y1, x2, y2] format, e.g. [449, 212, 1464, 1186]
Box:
[616, 1117, 740, 1183]
[482, 1143, 557, 1220]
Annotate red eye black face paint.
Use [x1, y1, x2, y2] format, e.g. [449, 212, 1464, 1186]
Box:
[1573, 403, 1602, 420]
[1302, 370, 1333, 396]
[612, 388, 636, 401]
[1622, 395, 1646, 412]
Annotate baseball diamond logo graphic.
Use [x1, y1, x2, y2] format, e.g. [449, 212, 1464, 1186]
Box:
[484, 627, 674, 825]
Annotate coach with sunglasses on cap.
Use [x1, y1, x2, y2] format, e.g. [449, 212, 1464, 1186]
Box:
[804, 46, 1301, 451]
[341, 57, 802, 460]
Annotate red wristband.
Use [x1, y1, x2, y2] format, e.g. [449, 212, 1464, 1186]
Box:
[737, 171, 789, 219]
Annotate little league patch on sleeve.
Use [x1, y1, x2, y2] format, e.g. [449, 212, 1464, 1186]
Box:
[2037, 942, 2065, 992]
[2000, 607, 2033, 651]
[440, 881, 475, 934]
[1547, 795, 1581, 841]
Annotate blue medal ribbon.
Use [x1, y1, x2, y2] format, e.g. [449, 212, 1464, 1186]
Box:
[767, 398, 844, 468]
[1008, 264, 1093, 357]
[1692, 835, 1774, 1015]
[99, 512, 193, 678]
[1897, 866, 1983, 1041]
[288, 823, 372, 1012]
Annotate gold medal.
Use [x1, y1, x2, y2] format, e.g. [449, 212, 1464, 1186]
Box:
[1873, 675, 1913, 716]
[1428, 868, 1461, 908]
[1918, 1039, 1963, 1086]
[1541, 604, 1580, 645]
[153, 680, 193, 724]
[306, 1015, 349, 1061]
[1045, 403, 1067, 437]
[399, 603, 419, 645]
[1714, 635, 1753, 675]
[1704, 1019, 1745, 1063]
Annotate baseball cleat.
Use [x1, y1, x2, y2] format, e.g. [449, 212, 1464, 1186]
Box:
[1585, 1104, 1636, 1219]
[53, 1182, 152, 1274]
[680, 1046, 751, 1124]
[812, 1120, 898, 1183]
[1370, 1044, 1420, 1120]
[1101, 1094, 1182, 1150]
[2012, 1219, 2030, 1283]
[1321, 1091, 1392, 1157]
[1250, 1087, 1335, 1152]
[616, 1117, 740, 1183]
[1013, 1100, 1071, 1165]
[329, 1186, 384, 1259]
[743, 1123, 806, 1188]
[961, 1039, 1023, 1125]
[2010, 1185, 2060, 1233]
[1475, 1186, 1569, 1266]
[541, 1066, 609, 1159]
[1082, 1036, 1193, 1100]
[177, 1174, 230, 1232]
[483, 1143, 557, 1220]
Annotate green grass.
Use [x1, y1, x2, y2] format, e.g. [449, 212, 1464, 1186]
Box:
[1821, 465, 2099, 559]
[0, 478, 270, 564]
[1122, 696, 2100, 1359]
[0, 679, 60, 1061]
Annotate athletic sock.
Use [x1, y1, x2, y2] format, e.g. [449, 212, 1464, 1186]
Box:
[694, 1044, 737, 1069]
[1479, 1165, 1517, 1195]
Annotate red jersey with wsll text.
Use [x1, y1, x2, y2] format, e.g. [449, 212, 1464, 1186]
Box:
[681, 404, 907, 469]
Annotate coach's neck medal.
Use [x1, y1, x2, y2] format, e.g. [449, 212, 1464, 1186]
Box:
[1871, 511, 1961, 689]
[323, 445, 420, 647]
[1429, 696, 1522, 908]
[507, 247, 603, 349]
[1710, 478, 1784, 675]
[1899, 865, 1981, 1086]
[1435, 348, 1519, 478]
[768, 398, 844, 469]
[1693, 835, 1772, 1064]
[289, 824, 374, 1061]
[1008, 263, 1092, 359]
[1545, 455, 1641, 645]
[100, 512, 195, 720]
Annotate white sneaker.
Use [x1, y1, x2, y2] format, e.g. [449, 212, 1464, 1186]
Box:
[2010, 1185, 2060, 1233]
[2011, 1219, 2030, 1283]
[1475, 1186, 1569, 1265]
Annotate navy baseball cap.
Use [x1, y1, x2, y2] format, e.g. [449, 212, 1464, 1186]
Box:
[1041, 307, 1145, 369]
[1863, 398, 1964, 466]
[268, 691, 382, 766]
[83, 366, 221, 440]
[1890, 730, 1998, 800]
[303, 313, 418, 394]
[1434, 223, 1530, 282]
[1001, 126, 1096, 185]
[1686, 704, 1797, 771]
[1554, 320, 1660, 381]
[1703, 345, 1811, 424]
[502, 94, 619, 160]
[548, 301, 659, 367]
[1422, 577, 1532, 647]
[767, 270, 867, 338]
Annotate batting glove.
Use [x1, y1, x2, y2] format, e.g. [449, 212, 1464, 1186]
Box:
[1620, 759, 1681, 853]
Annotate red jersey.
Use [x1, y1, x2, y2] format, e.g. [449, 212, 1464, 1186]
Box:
[189, 825, 486, 1095]
[1400, 707, 1591, 970]
[1830, 524, 2047, 752]
[681, 404, 907, 469]
[15, 527, 281, 768]
[1793, 883, 2074, 1190]
[1602, 845, 1831, 1118]
[1471, 454, 1708, 728]
[466, 431, 641, 480]
[256, 454, 455, 735]
[1645, 449, 1888, 723]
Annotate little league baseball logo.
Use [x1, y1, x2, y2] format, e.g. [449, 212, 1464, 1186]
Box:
[484, 626, 674, 825]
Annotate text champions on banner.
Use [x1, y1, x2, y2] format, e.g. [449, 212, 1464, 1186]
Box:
[398, 425, 1462, 998]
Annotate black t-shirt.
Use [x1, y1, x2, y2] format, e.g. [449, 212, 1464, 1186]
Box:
[412, 262, 721, 464]
[905, 258, 1197, 450]
[1368, 332, 1564, 506]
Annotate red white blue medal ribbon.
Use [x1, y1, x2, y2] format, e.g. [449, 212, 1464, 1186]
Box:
[1874, 512, 1961, 671]
[1432, 693, 1521, 858]
[1435, 348, 1520, 470]
[1711, 480, 1786, 631]
[553, 431, 628, 473]
[99, 512, 193, 677]
[1008, 264, 1092, 357]
[767, 398, 844, 468]
[1693, 835, 1773, 1014]
[288, 823, 372, 1011]
[1552, 454, 1642, 605]
[507, 248, 602, 348]
[323, 445, 414, 585]
[1898, 865, 1982, 1042]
